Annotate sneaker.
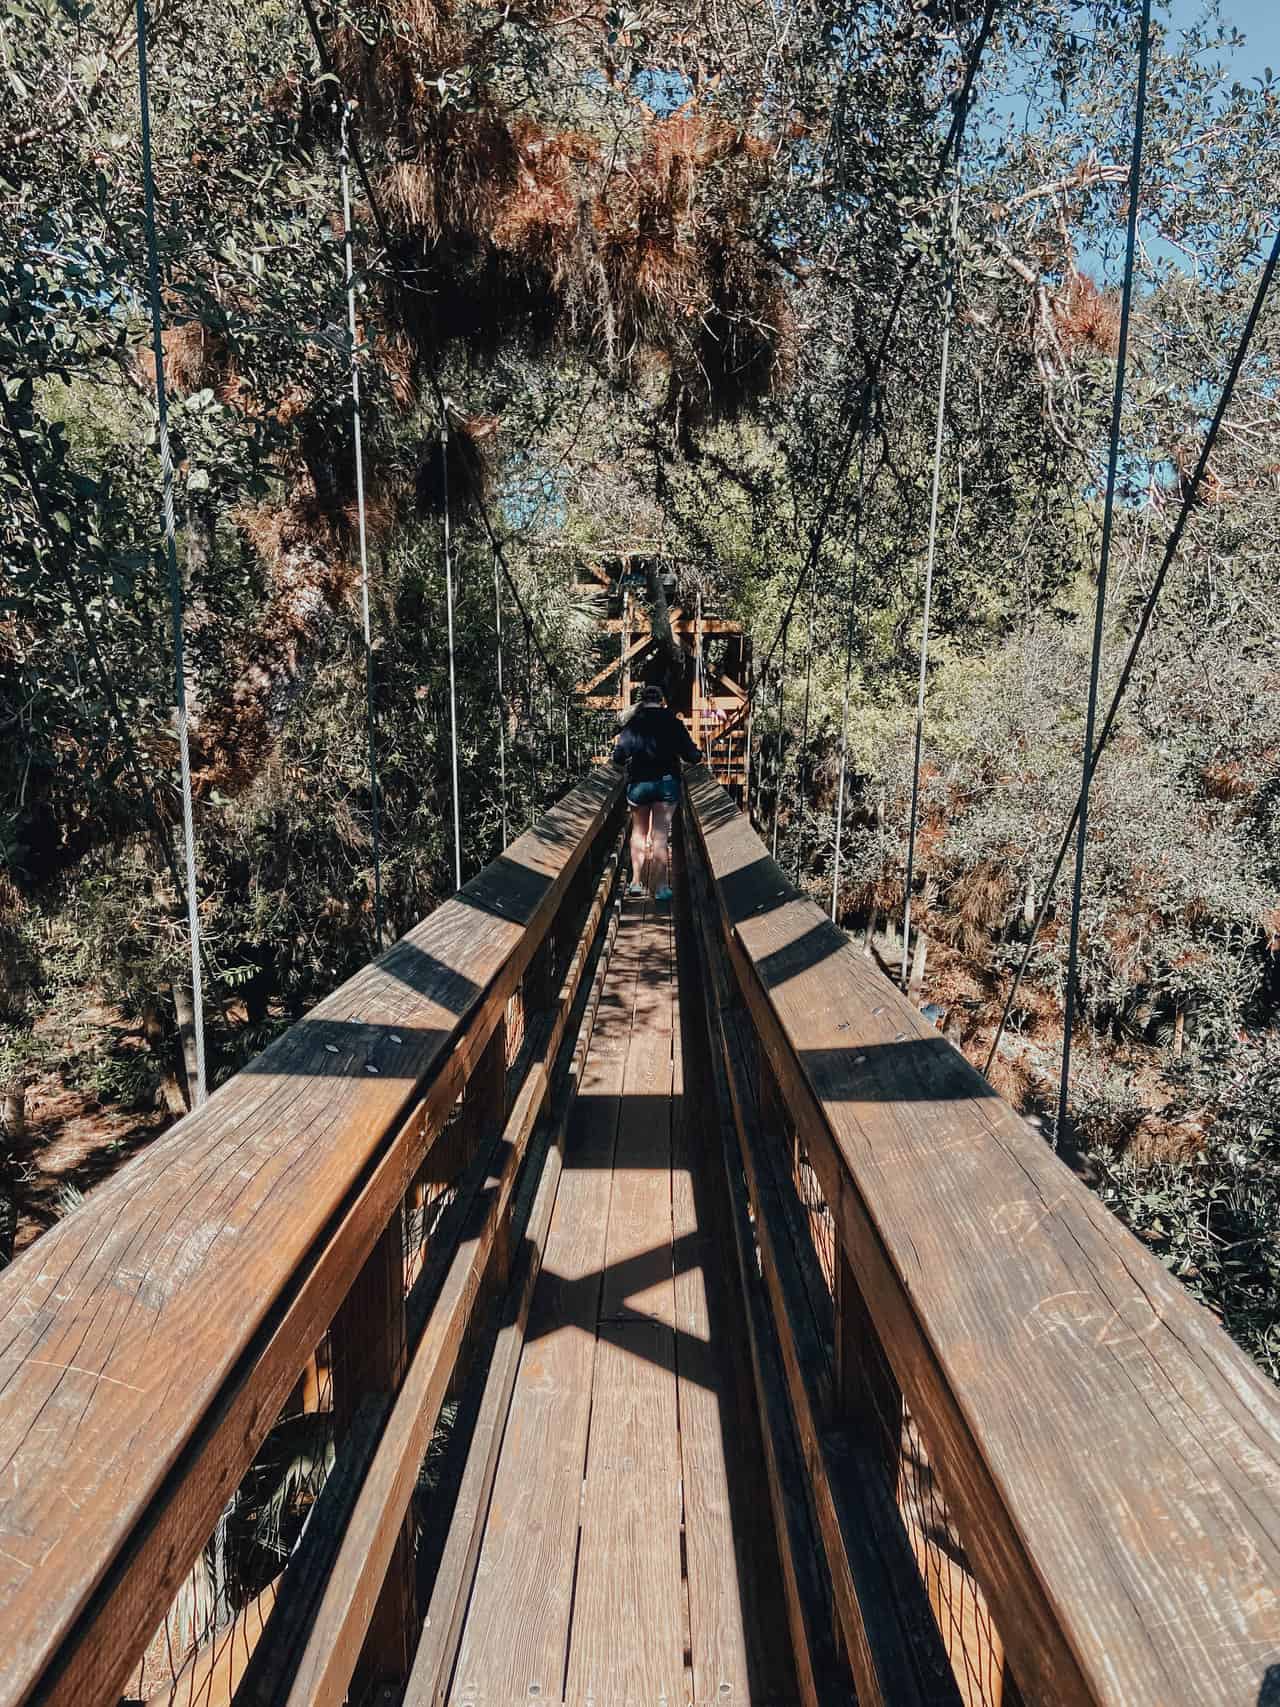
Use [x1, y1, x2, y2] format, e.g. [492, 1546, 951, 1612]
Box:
[654, 885, 674, 903]
[627, 881, 645, 897]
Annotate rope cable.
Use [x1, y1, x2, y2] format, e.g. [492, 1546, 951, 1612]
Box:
[901, 169, 961, 988]
[439, 413, 464, 890]
[985, 217, 1280, 1076]
[136, 0, 207, 1105]
[339, 103, 385, 950]
[1054, 0, 1152, 1145]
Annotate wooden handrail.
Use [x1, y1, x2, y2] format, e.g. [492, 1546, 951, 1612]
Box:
[0, 771, 620, 1707]
[684, 765, 1280, 1707]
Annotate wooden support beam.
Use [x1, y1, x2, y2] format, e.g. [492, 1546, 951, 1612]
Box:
[576, 632, 654, 696]
[405, 876, 623, 1706]
[143, 1579, 281, 1707]
[908, 929, 929, 1001]
[685, 840, 958, 1707]
[599, 610, 742, 636]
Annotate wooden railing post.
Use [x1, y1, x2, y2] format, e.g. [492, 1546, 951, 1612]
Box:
[523, 931, 556, 1018]
[458, 1014, 512, 1290]
[329, 1216, 414, 1690]
[756, 1044, 789, 1158]
[458, 1015, 510, 1171]
[834, 1246, 902, 1487]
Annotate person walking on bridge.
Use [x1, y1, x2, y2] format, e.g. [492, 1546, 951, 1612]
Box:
[612, 682, 701, 902]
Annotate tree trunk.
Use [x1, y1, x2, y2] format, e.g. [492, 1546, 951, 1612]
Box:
[909, 929, 929, 1001]
[1172, 1004, 1186, 1058]
[1, 1086, 26, 1146]
[144, 996, 188, 1114]
[863, 909, 879, 958]
[170, 980, 201, 1110]
[1022, 875, 1036, 932]
[0, 1162, 14, 1267]
[643, 560, 685, 691]
[141, 997, 166, 1052]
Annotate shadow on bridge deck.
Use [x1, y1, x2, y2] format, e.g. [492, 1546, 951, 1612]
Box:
[433, 893, 799, 1707]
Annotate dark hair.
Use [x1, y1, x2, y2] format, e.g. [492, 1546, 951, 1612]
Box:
[639, 683, 665, 705]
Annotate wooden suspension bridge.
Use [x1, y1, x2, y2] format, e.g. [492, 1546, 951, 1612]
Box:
[0, 768, 1278, 1707]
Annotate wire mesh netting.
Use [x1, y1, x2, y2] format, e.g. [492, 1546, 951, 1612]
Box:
[111, 819, 623, 1707]
[124, 1003, 525, 1705]
[125, 1329, 337, 1706]
[751, 1030, 1017, 1707]
[793, 1144, 838, 1304]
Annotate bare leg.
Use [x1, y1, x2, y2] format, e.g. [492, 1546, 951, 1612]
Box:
[649, 801, 676, 895]
[629, 804, 653, 891]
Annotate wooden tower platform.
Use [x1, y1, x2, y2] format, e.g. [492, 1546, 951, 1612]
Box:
[577, 565, 750, 796]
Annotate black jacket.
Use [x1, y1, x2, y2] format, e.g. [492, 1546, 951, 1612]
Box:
[611, 706, 701, 785]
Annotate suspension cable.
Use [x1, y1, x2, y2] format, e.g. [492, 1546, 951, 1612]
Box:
[546, 673, 556, 782]
[476, 505, 574, 702]
[339, 103, 385, 949]
[296, 0, 572, 708]
[524, 615, 538, 825]
[743, 699, 754, 821]
[793, 550, 818, 881]
[746, 17, 991, 716]
[492, 545, 509, 847]
[1054, 0, 1152, 1145]
[438, 412, 464, 890]
[0, 388, 184, 897]
[830, 393, 874, 920]
[985, 217, 1280, 1076]
[136, 0, 207, 1105]
[901, 169, 961, 988]
[770, 622, 789, 861]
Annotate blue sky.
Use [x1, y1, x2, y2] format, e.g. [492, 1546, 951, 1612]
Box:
[1060, 0, 1280, 284]
[1176, 0, 1280, 75]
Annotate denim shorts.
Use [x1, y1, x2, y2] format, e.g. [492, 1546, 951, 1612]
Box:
[627, 774, 679, 807]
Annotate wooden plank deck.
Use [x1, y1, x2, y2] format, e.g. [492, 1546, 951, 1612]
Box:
[443, 896, 795, 1707]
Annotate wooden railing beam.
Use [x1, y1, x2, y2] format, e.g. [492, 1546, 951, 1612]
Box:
[685, 764, 1280, 1707]
[281, 835, 624, 1707]
[0, 772, 621, 1707]
[684, 833, 957, 1707]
